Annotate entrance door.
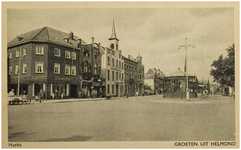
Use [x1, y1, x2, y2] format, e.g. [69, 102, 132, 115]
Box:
[116, 84, 119, 96]
[70, 85, 77, 98]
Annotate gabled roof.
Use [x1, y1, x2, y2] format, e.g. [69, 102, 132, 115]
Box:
[8, 26, 86, 49]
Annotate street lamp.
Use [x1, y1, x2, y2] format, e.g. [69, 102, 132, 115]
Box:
[178, 38, 195, 101]
[17, 47, 26, 96]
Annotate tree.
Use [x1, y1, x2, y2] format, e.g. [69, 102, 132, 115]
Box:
[210, 44, 235, 87]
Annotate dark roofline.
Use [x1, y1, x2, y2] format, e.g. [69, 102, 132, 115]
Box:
[7, 40, 82, 50]
[123, 56, 138, 64]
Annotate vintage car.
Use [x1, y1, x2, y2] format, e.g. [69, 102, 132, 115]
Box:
[8, 95, 31, 105]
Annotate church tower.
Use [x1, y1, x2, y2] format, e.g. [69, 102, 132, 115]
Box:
[108, 19, 119, 50]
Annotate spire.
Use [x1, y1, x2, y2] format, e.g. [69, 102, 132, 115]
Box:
[108, 19, 119, 41]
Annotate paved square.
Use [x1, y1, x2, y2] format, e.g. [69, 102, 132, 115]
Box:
[8, 95, 235, 142]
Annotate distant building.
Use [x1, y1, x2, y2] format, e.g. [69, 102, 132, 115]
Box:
[144, 68, 165, 94]
[163, 68, 198, 98]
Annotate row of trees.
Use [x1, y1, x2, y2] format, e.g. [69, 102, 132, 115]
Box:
[210, 44, 235, 88]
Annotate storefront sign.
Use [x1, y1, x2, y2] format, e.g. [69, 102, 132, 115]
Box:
[55, 77, 72, 81]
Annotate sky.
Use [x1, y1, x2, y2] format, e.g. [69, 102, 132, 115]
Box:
[7, 7, 235, 82]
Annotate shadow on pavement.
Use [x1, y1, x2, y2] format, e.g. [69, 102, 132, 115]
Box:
[38, 135, 92, 142]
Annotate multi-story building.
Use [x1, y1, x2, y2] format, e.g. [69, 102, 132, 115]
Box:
[7, 26, 103, 99]
[101, 21, 124, 97]
[79, 37, 103, 98]
[144, 68, 165, 94]
[124, 54, 144, 96]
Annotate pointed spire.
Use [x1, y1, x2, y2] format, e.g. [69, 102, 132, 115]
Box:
[108, 18, 119, 41]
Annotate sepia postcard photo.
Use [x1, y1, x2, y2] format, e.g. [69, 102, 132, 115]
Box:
[2, 1, 239, 148]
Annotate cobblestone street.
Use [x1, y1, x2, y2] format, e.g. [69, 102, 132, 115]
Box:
[8, 95, 235, 142]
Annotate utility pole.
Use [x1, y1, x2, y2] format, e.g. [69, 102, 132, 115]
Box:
[179, 38, 195, 101]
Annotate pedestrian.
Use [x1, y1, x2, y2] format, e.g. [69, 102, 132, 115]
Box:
[8, 89, 15, 97]
[39, 89, 44, 103]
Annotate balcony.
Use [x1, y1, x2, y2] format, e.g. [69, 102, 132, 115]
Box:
[81, 73, 92, 80]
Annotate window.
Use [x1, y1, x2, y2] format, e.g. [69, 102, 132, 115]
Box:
[9, 52, 13, 59]
[94, 62, 98, 74]
[54, 48, 61, 57]
[119, 61, 121, 69]
[95, 51, 97, 59]
[71, 66, 76, 75]
[35, 62, 43, 73]
[36, 46, 44, 55]
[54, 63, 60, 74]
[116, 72, 118, 80]
[16, 49, 20, 57]
[84, 49, 90, 57]
[23, 48, 27, 56]
[65, 51, 71, 59]
[112, 85, 114, 94]
[22, 64, 27, 73]
[65, 65, 70, 75]
[122, 62, 123, 70]
[107, 49, 110, 54]
[9, 66, 12, 75]
[107, 56, 110, 65]
[107, 84, 110, 94]
[107, 70, 110, 80]
[71, 52, 76, 60]
[122, 73, 123, 80]
[116, 60, 118, 68]
[112, 71, 114, 81]
[112, 58, 114, 67]
[15, 65, 19, 74]
[110, 44, 114, 49]
[82, 60, 91, 73]
[116, 44, 118, 50]
[119, 72, 121, 80]
[98, 66, 101, 75]
[112, 51, 115, 55]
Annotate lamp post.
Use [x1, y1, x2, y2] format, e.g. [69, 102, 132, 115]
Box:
[178, 38, 195, 101]
[17, 47, 26, 96]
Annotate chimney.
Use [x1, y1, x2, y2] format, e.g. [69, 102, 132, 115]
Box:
[98, 43, 101, 50]
[91, 37, 94, 45]
[68, 31, 74, 40]
[77, 39, 81, 48]
[128, 55, 130, 59]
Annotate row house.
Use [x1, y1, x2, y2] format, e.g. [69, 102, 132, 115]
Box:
[123, 55, 144, 96]
[101, 21, 125, 97]
[7, 26, 103, 99]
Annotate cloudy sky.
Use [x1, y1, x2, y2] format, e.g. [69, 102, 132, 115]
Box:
[7, 6, 235, 82]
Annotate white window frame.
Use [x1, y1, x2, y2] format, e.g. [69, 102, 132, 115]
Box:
[22, 63, 27, 74]
[71, 66, 76, 75]
[65, 65, 70, 75]
[54, 63, 60, 74]
[9, 66, 12, 75]
[15, 65, 19, 74]
[23, 48, 27, 56]
[71, 52, 76, 60]
[16, 49, 20, 58]
[35, 62, 44, 73]
[65, 51, 71, 59]
[36, 46, 44, 55]
[9, 52, 13, 59]
[54, 48, 61, 57]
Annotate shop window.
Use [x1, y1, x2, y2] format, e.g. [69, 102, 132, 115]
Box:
[71, 52, 76, 60]
[36, 46, 44, 55]
[9, 66, 12, 75]
[54, 63, 60, 74]
[22, 64, 27, 74]
[65, 65, 70, 75]
[35, 62, 43, 73]
[71, 66, 76, 75]
[107, 84, 110, 94]
[65, 51, 71, 59]
[112, 71, 114, 81]
[54, 48, 61, 57]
